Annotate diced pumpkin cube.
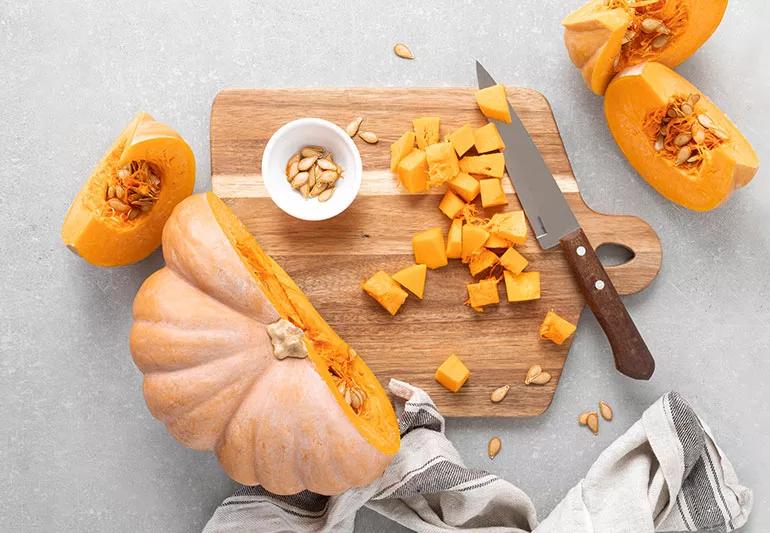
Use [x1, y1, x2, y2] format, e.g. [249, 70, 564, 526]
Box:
[504, 271, 540, 302]
[439, 189, 465, 219]
[412, 227, 448, 269]
[461, 224, 490, 262]
[485, 234, 511, 249]
[499, 247, 528, 274]
[413, 117, 440, 149]
[474, 123, 505, 153]
[479, 179, 508, 207]
[486, 211, 527, 244]
[397, 149, 428, 193]
[467, 278, 500, 311]
[459, 153, 505, 178]
[539, 310, 577, 345]
[448, 172, 480, 202]
[426, 142, 460, 186]
[447, 124, 475, 157]
[392, 263, 427, 299]
[435, 354, 470, 392]
[469, 249, 499, 277]
[390, 131, 416, 172]
[446, 218, 463, 259]
[475, 84, 511, 123]
[362, 271, 408, 316]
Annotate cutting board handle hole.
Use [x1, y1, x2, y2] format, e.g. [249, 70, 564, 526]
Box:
[596, 242, 635, 267]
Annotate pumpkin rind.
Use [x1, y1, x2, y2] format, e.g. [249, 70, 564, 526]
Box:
[61, 112, 195, 266]
[130, 193, 399, 495]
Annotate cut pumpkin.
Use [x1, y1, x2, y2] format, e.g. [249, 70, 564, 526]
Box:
[439, 190, 466, 219]
[474, 123, 505, 153]
[461, 224, 490, 263]
[467, 278, 500, 311]
[605, 62, 759, 211]
[363, 271, 409, 316]
[475, 84, 511, 123]
[449, 172, 481, 202]
[435, 354, 471, 392]
[459, 153, 505, 178]
[130, 193, 400, 495]
[397, 149, 429, 193]
[540, 310, 577, 345]
[446, 218, 463, 259]
[392, 264, 427, 299]
[479, 179, 508, 207]
[563, 0, 728, 95]
[426, 141, 460, 186]
[413, 227, 448, 269]
[390, 131, 416, 172]
[447, 124, 476, 157]
[61, 112, 195, 266]
[504, 271, 541, 302]
[413, 117, 440, 149]
[469, 249, 499, 277]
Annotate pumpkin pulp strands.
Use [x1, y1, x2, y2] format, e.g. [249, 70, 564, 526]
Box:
[103, 160, 161, 221]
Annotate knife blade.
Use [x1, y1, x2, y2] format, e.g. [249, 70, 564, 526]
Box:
[476, 61, 655, 380]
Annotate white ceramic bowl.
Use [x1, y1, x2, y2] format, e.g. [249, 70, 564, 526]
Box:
[261, 118, 362, 221]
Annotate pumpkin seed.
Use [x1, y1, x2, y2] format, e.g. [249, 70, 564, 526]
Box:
[524, 365, 542, 385]
[317, 158, 336, 171]
[578, 411, 592, 425]
[393, 42, 414, 60]
[301, 147, 322, 158]
[107, 198, 130, 212]
[599, 400, 613, 421]
[107, 185, 116, 199]
[114, 184, 125, 198]
[651, 34, 669, 49]
[348, 348, 358, 362]
[686, 155, 701, 163]
[667, 107, 678, 118]
[680, 103, 693, 116]
[288, 153, 300, 166]
[318, 170, 338, 184]
[697, 113, 715, 129]
[529, 371, 552, 385]
[298, 156, 318, 171]
[288, 160, 300, 179]
[309, 181, 327, 197]
[337, 381, 346, 394]
[654, 135, 665, 152]
[674, 133, 692, 147]
[490, 385, 510, 403]
[586, 413, 599, 434]
[640, 17, 663, 33]
[487, 436, 501, 459]
[675, 146, 692, 165]
[291, 172, 309, 188]
[359, 131, 379, 144]
[345, 117, 363, 138]
[127, 208, 139, 220]
[350, 390, 362, 409]
[712, 127, 729, 140]
[344, 388, 352, 406]
[688, 94, 701, 106]
[318, 188, 334, 202]
[693, 128, 706, 144]
[299, 183, 309, 198]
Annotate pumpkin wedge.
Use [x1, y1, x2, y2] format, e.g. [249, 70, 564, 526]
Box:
[130, 193, 400, 495]
[563, 0, 727, 95]
[605, 62, 758, 211]
[61, 112, 195, 266]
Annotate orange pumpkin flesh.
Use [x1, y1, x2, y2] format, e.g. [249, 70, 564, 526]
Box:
[130, 193, 399, 495]
[563, 0, 727, 95]
[605, 62, 758, 211]
[61, 112, 195, 266]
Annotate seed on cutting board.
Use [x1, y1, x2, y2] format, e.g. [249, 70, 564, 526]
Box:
[529, 371, 552, 385]
[487, 436, 501, 459]
[578, 411, 592, 425]
[393, 42, 414, 60]
[345, 117, 363, 137]
[318, 188, 334, 202]
[359, 131, 379, 144]
[524, 365, 542, 385]
[586, 412, 599, 434]
[490, 385, 510, 403]
[599, 400, 613, 421]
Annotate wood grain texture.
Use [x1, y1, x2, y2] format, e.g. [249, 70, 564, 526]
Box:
[211, 87, 662, 417]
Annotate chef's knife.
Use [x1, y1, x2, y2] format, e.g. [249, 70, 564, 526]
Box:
[476, 61, 655, 380]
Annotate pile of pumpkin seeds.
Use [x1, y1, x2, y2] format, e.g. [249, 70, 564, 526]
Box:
[105, 160, 161, 221]
[285, 146, 343, 202]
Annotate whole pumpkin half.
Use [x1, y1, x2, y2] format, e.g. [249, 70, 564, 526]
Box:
[130, 193, 400, 495]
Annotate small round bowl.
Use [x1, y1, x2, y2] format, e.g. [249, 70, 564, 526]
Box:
[261, 118, 362, 221]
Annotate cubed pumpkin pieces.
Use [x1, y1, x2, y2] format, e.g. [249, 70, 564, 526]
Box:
[426, 142, 460, 186]
[448, 172, 480, 202]
[459, 153, 505, 178]
[539, 310, 577, 345]
[397, 149, 428, 193]
[392, 263, 427, 299]
[447, 124, 475, 158]
[435, 354, 470, 392]
[504, 271, 540, 302]
[461, 224, 489, 262]
[485, 234, 511, 249]
[468, 249, 499, 277]
[499, 247, 528, 274]
[446, 218, 463, 259]
[486, 211, 527, 244]
[439, 190, 466, 219]
[467, 278, 500, 311]
[362, 271, 408, 316]
[413, 117, 440, 149]
[475, 84, 511, 123]
[412, 227, 448, 269]
[390, 131, 416, 172]
[474, 123, 505, 153]
[479, 179, 508, 207]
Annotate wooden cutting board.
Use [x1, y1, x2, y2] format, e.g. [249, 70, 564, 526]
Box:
[210, 87, 661, 417]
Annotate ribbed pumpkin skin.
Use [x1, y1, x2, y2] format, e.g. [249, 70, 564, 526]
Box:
[130, 194, 398, 495]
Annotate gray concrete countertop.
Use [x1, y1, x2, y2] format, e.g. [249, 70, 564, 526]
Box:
[1, 1, 768, 531]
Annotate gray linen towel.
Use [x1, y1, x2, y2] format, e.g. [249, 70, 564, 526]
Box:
[204, 379, 752, 533]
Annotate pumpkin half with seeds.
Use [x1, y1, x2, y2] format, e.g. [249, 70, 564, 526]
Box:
[61, 112, 195, 266]
[130, 193, 400, 494]
[604, 62, 758, 211]
[562, 0, 727, 95]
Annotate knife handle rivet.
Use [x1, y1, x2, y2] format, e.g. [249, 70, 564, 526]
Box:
[576, 246, 586, 257]
[594, 279, 605, 291]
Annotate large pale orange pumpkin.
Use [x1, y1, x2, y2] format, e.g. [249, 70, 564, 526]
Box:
[563, 0, 727, 95]
[61, 112, 195, 266]
[605, 62, 758, 211]
[130, 193, 400, 494]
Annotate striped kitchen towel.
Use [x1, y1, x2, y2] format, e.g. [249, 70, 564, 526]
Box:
[204, 380, 752, 533]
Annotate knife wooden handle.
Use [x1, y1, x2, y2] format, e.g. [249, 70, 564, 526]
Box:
[560, 228, 655, 380]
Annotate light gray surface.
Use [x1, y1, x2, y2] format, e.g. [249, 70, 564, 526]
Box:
[1, 1, 767, 531]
